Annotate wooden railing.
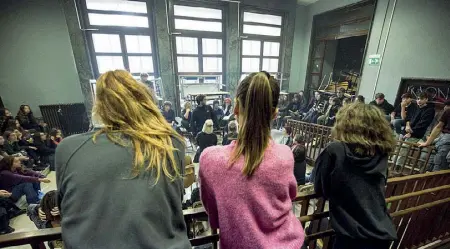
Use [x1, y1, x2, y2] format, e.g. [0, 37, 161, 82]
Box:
[288, 120, 434, 177]
[1, 175, 448, 248]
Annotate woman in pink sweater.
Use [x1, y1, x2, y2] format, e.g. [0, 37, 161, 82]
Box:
[199, 72, 305, 249]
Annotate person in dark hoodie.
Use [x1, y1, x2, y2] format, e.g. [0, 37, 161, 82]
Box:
[395, 92, 435, 169]
[279, 94, 303, 129]
[370, 93, 395, 118]
[16, 105, 40, 130]
[190, 94, 217, 137]
[313, 102, 397, 249]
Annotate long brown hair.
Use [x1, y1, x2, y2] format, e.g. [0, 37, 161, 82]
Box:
[332, 102, 396, 155]
[93, 70, 184, 182]
[229, 72, 280, 176]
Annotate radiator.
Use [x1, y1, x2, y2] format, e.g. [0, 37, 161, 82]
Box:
[39, 103, 90, 136]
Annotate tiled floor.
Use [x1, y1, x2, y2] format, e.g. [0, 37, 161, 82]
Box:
[4, 172, 57, 249]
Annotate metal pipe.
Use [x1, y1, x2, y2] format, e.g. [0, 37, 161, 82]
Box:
[371, 0, 397, 99]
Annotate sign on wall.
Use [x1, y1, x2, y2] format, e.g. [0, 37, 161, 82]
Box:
[368, 54, 381, 65]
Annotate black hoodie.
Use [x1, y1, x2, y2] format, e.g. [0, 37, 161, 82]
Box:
[313, 142, 397, 241]
[406, 102, 435, 139]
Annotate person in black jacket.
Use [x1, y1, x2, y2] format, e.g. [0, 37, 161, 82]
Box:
[292, 134, 306, 186]
[194, 119, 217, 163]
[313, 103, 397, 249]
[32, 132, 55, 170]
[162, 101, 176, 126]
[0, 109, 14, 134]
[395, 92, 435, 169]
[222, 121, 238, 146]
[369, 93, 395, 118]
[278, 94, 303, 129]
[389, 93, 417, 136]
[181, 102, 192, 131]
[190, 95, 217, 136]
[16, 105, 40, 130]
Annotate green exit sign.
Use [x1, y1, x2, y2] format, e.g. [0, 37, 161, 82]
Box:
[369, 54, 381, 65]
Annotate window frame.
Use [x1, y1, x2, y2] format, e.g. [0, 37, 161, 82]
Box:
[170, 1, 227, 77]
[239, 7, 285, 76]
[79, 0, 160, 79]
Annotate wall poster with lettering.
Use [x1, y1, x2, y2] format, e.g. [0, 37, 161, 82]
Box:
[394, 78, 450, 109]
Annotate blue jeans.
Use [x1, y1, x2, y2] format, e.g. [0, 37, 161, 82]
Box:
[430, 133, 450, 171]
[392, 119, 405, 135]
[11, 182, 40, 204]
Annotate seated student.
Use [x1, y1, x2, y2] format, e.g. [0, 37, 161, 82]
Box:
[161, 101, 176, 126]
[3, 119, 23, 133]
[18, 130, 39, 164]
[419, 101, 450, 171]
[313, 103, 397, 249]
[0, 108, 13, 134]
[355, 95, 365, 103]
[212, 100, 224, 120]
[48, 129, 63, 149]
[303, 91, 327, 123]
[2, 131, 34, 157]
[336, 88, 346, 103]
[222, 121, 238, 146]
[292, 134, 306, 186]
[194, 119, 217, 163]
[278, 94, 303, 129]
[222, 98, 233, 117]
[370, 93, 395, 118]
[0, 189, 25, 234]
[280, 125, 293, 146]
[199, 72, 305, 249]
[190, 94, 217, 136]
[396, 92, 435, 169]
[317, 96, 336, 126]
[16, 105, 40, 130]
[181, 102, 192, 130]
[32, 132, 55, 170]
[27, 190, 64, 248]
[298, 90, 308, 112]
[390, 93, 417, 137]
[0, 156, 50, 204]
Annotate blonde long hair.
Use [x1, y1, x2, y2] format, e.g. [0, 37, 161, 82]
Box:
[332, 102, 396, 155]
[93, 70, 184, 182]
[229, 72, 280, 177]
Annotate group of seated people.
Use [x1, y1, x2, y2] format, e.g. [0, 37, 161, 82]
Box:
[0, 105, 61, 234]
[1, 69, 449, 249]
[278, 88, 365, 128]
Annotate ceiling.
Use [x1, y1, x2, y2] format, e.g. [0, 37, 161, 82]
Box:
[297, 0, 319, 5]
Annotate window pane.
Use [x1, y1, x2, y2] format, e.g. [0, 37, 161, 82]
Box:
[125, 35, 152, 53]
[177, 57, 199, 72]
[263, 42, 280, 56]
[203, 57, 222, 72]
[86, 0, 147, 13]
[175, 19, 222, 32]
[242, 40, 261, 56]
[89, 13, 148, 27]
[243, 24, 281, 36]
[262, 58, 279, 72]
[242, 58, 260, 72]
[243, 12, 282, 26]
[128, 56, 154, 73]
[174, 5, 222, 19]
[92, 34, 121, 53]
[176, 37, 198, 54]
[96, 56, 124, 73]
[202, 39, 222, 55]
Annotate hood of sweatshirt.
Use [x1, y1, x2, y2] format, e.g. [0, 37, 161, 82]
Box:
[342, 143, 387, 178]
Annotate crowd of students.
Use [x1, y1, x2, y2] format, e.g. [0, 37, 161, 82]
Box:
[0, 68, 449, 249]
[0, 105, 62, 234]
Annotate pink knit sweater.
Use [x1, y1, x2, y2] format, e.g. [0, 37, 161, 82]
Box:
[199, 140, 305, 249]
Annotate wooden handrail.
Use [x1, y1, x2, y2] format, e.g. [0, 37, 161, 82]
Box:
[0, 227, 62, 248]
[387, 169, 450, 183]
[385, 185, 450, 203]
[299, 211, 330, 223]
[390, 197, 450, 217]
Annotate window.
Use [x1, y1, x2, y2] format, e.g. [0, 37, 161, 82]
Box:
[172, 4, 225, 77]
[240, 11, 283, 74]
[81, 0, 158, 83]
